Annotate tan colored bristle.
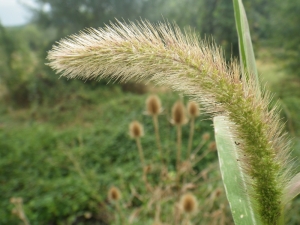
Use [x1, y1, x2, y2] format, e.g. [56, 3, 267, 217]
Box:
[129, 121, 144, 138]
[108, 186, 121, 202]
[171, 101, 187, 126]
[146, 95, 162, 116]
[187, 101, 199, 118]
[180, 193, 198, 214]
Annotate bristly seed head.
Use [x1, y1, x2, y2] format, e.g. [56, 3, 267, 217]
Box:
[108, 186, 122, 202]
[171, 101, 188, 126]
[180, 193, 198, 214]
[187, 101, 200, 118]
[129, 121, 144, 138]
[146, 95, 162, 116]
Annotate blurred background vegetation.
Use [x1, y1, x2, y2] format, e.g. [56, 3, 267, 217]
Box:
[0, 0, 300, 224]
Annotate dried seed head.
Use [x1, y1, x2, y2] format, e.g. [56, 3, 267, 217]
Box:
[108, 186, 122, 202]
[187, 101, 200, 118]
[215, 188, 222, 197]
[180, 193, 198, 214]
[146, 95, 162, 116]
[129, 121, 144, 138]
[171, 101, 188, 126]
[208, 142, 216, 151]
[202, 132, 210, 141]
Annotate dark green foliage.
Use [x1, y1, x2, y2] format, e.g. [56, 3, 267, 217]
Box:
[270, 0, 300, 76]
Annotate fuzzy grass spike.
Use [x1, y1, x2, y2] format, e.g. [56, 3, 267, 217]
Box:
[47, 20, 297, 224]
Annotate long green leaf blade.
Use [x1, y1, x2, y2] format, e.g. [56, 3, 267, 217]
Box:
[214, 116, 262, 225]
[233, 0, 259, 87]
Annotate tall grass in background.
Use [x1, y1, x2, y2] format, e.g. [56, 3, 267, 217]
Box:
[47, 0, 300, 224]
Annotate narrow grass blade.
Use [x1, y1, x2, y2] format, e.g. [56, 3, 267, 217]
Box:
[283, 172, 300, 205]
[214, 116, 262, 225]
[233, 0, 259, 88]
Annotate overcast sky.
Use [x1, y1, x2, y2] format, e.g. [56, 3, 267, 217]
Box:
[0, 0, 36, 26]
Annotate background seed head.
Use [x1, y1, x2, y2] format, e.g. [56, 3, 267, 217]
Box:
[180, 193, 198, 214]
[108, 186, 122, 202]
[146, 95, 162, 116]
[187, 101, 200, 118]
[171, 101, 188, 126]
[129, 121, 144, 138]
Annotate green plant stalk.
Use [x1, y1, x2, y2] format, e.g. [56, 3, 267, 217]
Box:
[176, 125, 182, 187]
[136, 137, 145, 167]
[135, 137, 153, 191]
[187, 117, 195, 159]
[152, 115, 163, 162]
[47, 21, 294, 225]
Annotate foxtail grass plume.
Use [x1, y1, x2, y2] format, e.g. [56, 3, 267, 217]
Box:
[171, 101, 188, 126]
[47, 20, 297, 224]
[187, 101, 200, 118]
[180, 193, 198, 214]
[108, 186, 122, 202]
[129, 121, 144, 139]
[146, 95, 162, 116]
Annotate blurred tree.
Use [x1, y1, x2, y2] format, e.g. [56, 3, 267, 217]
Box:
[153, 0, 272, 59]
[30, 0, 166, 37]
[270, 0, 300, 76]
[0, 23, 57, 106]
[30, 0, 271, 60]
[0, 23, 33, 106]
